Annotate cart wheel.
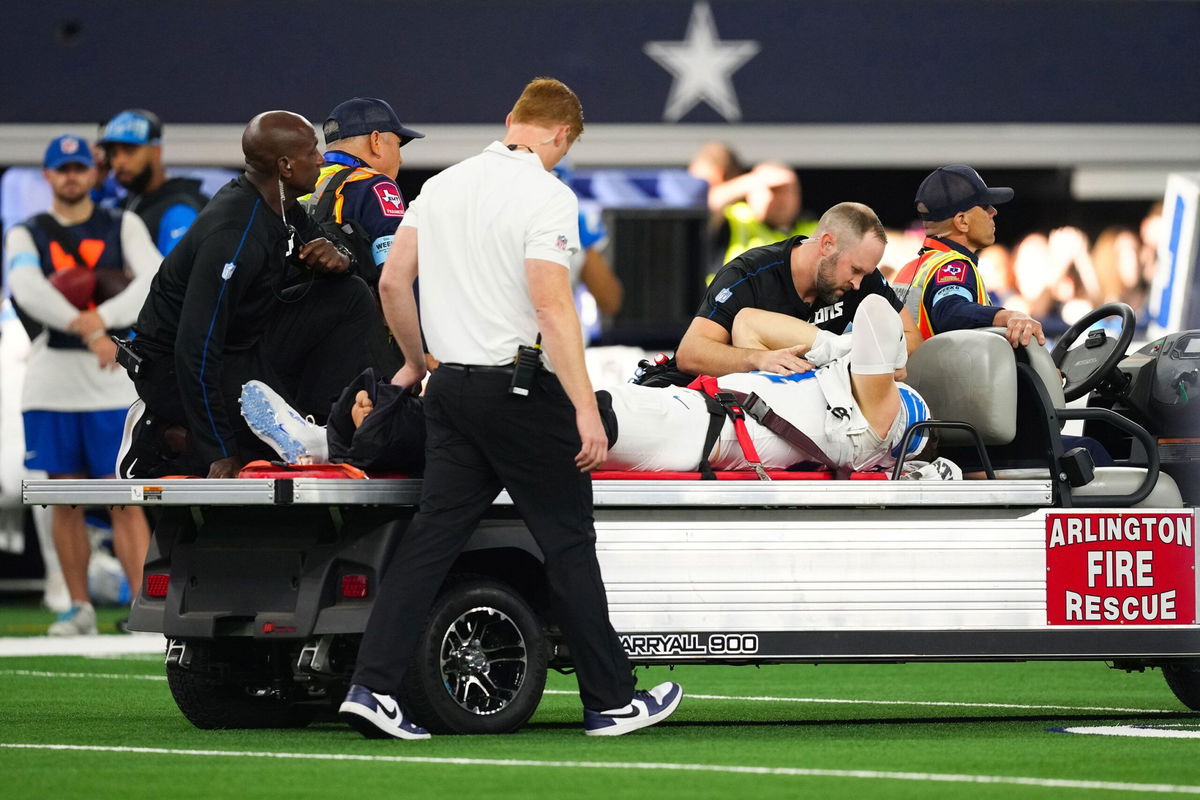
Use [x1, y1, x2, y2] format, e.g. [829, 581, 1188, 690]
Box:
[166, 640, 317, 729]
[1163, 661, 1200, 710]
[402, 576, 548, 734]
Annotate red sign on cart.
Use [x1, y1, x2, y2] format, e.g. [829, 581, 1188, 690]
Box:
[1046, 511, 1196, 625]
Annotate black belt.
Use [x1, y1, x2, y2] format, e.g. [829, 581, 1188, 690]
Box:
[440, 362, 515, 375]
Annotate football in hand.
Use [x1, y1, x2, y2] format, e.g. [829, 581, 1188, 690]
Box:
[93, 268, 133, 303]
[48, 267, 96, 310]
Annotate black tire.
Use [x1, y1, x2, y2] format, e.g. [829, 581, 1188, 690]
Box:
[166, 640, 318, 730]
[1163, 661, 1200, 710]
[402, 576, 548, 734]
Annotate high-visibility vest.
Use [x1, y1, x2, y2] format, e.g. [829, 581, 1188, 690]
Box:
[723, 201, 817, 264]
[893, 243, 990, 340]
[299, 163, 384, 224]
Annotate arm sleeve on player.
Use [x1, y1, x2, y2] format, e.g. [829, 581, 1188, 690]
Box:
[95, 212, 162, 329]
[4, 225, 80, 331]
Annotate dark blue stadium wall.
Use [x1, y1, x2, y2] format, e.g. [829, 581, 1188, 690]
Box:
[5, 0, 1198, 125]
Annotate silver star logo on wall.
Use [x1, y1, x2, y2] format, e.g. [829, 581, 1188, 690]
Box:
[643, 1, 761, 122]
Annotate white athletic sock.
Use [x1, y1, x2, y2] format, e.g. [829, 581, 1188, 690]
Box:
[849, 294, 907, 376]
[805, 330, 852, 367]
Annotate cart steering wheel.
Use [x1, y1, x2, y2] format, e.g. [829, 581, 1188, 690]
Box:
[1050, 302, 1136, 402]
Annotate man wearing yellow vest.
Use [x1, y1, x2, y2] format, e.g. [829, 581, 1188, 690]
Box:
[895, 165, 1044, 348]
[704, 161, 817, 278]
[303, 98, 424, 290]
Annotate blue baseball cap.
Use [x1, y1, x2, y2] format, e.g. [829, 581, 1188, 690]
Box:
[323, 97, 424, 145]
[98, 109, 163, 146]
[915, 165, 1013, 221]
[44, 135, 94, 170]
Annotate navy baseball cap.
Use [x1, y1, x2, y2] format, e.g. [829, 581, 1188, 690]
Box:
[323, 97, 424, 145]
[98, 109, 163, 146]
[915, 165, 1014, 221]
[44, 135, 94, 170]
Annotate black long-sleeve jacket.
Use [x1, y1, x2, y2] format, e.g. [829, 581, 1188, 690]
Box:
[133, 175, 319, 463]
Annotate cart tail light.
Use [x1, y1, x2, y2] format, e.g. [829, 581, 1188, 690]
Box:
[341, 574, 369, 598]
[146, 574, 170, 598]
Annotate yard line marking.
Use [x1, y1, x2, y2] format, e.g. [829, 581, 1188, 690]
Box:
[544, 689, 1177, 715]
[0, 635, 163, 658]
[0, 670, 1176, 715]
[2, 743, 1198, 794]
[0, 669, 165, 681]
[1059, 725, 1200, 739]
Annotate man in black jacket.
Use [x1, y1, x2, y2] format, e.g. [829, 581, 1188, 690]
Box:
[118, 110, 381, 479]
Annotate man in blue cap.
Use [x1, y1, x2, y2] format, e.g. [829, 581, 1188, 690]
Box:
[301, 97, 423, 290]
[99, 109, 208, 256]
[895, 164, 1044, 349]
[5, 134, 161, 634]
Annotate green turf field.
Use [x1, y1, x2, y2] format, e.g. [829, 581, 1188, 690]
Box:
[2, 605, 1199, 800]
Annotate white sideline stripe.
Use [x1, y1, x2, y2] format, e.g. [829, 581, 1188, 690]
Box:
[0, 635, 164, 658]
[1061, 725, 1200, 739]
[0, 670, 1177, 715]
[0, 669, 165, 681]
[2, 743, 1197, 794]
[545, 689, 1177, 715]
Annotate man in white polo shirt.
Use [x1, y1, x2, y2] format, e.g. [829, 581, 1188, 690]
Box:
[338, 78, 681, 740]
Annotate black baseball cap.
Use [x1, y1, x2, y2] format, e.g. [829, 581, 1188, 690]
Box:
[915, 165, 1014, 221]
[323, 97, 424, 145]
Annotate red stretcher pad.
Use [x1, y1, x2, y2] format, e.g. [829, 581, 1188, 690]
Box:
[234, 461, 889, 481]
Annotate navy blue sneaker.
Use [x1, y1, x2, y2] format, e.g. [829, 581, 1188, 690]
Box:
[583, 681, 682, 736]
[339, 684, 431, 740]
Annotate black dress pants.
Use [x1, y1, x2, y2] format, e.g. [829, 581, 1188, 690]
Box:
[352, 366, 636, 712]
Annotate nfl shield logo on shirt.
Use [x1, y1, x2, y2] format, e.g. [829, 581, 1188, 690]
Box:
[715, 288, 733, 304]
[556, 234, 568, 250]
[221, 262, 237, 280]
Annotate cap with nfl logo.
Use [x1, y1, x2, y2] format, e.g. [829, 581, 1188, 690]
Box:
[44, 135, 94, 170]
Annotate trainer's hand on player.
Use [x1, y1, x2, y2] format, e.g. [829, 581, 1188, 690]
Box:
[574, 409, 608, 472]
[351, 390, 374, 429]
[298, 238, 350, 274]
[390, 362, 427, 394]
[749, 345, 813, 375]
[207, 455, 243, 479]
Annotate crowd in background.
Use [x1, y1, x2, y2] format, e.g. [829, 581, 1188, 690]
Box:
[877, 207, 1162, 338]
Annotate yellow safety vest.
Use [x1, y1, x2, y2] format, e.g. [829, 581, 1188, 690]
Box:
[299, 163, 385, 224]
[894, 243, 990, 340]
[723, 201, 817, 264]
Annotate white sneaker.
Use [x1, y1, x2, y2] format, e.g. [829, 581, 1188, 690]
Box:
[48, 602, 97, 636]
[584, 681, 683, 736]
[339, 684, 431, 740]
[42, 568, 71, 614]
[900, 457, 963, 481]
[240, 381, 329, 463]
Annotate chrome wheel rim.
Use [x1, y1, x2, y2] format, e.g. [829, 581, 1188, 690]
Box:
[439, 605, 528, 715]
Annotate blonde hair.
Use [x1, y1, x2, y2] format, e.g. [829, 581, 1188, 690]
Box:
[510, 78, 584, 142]
[817, 202, 887, 246]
